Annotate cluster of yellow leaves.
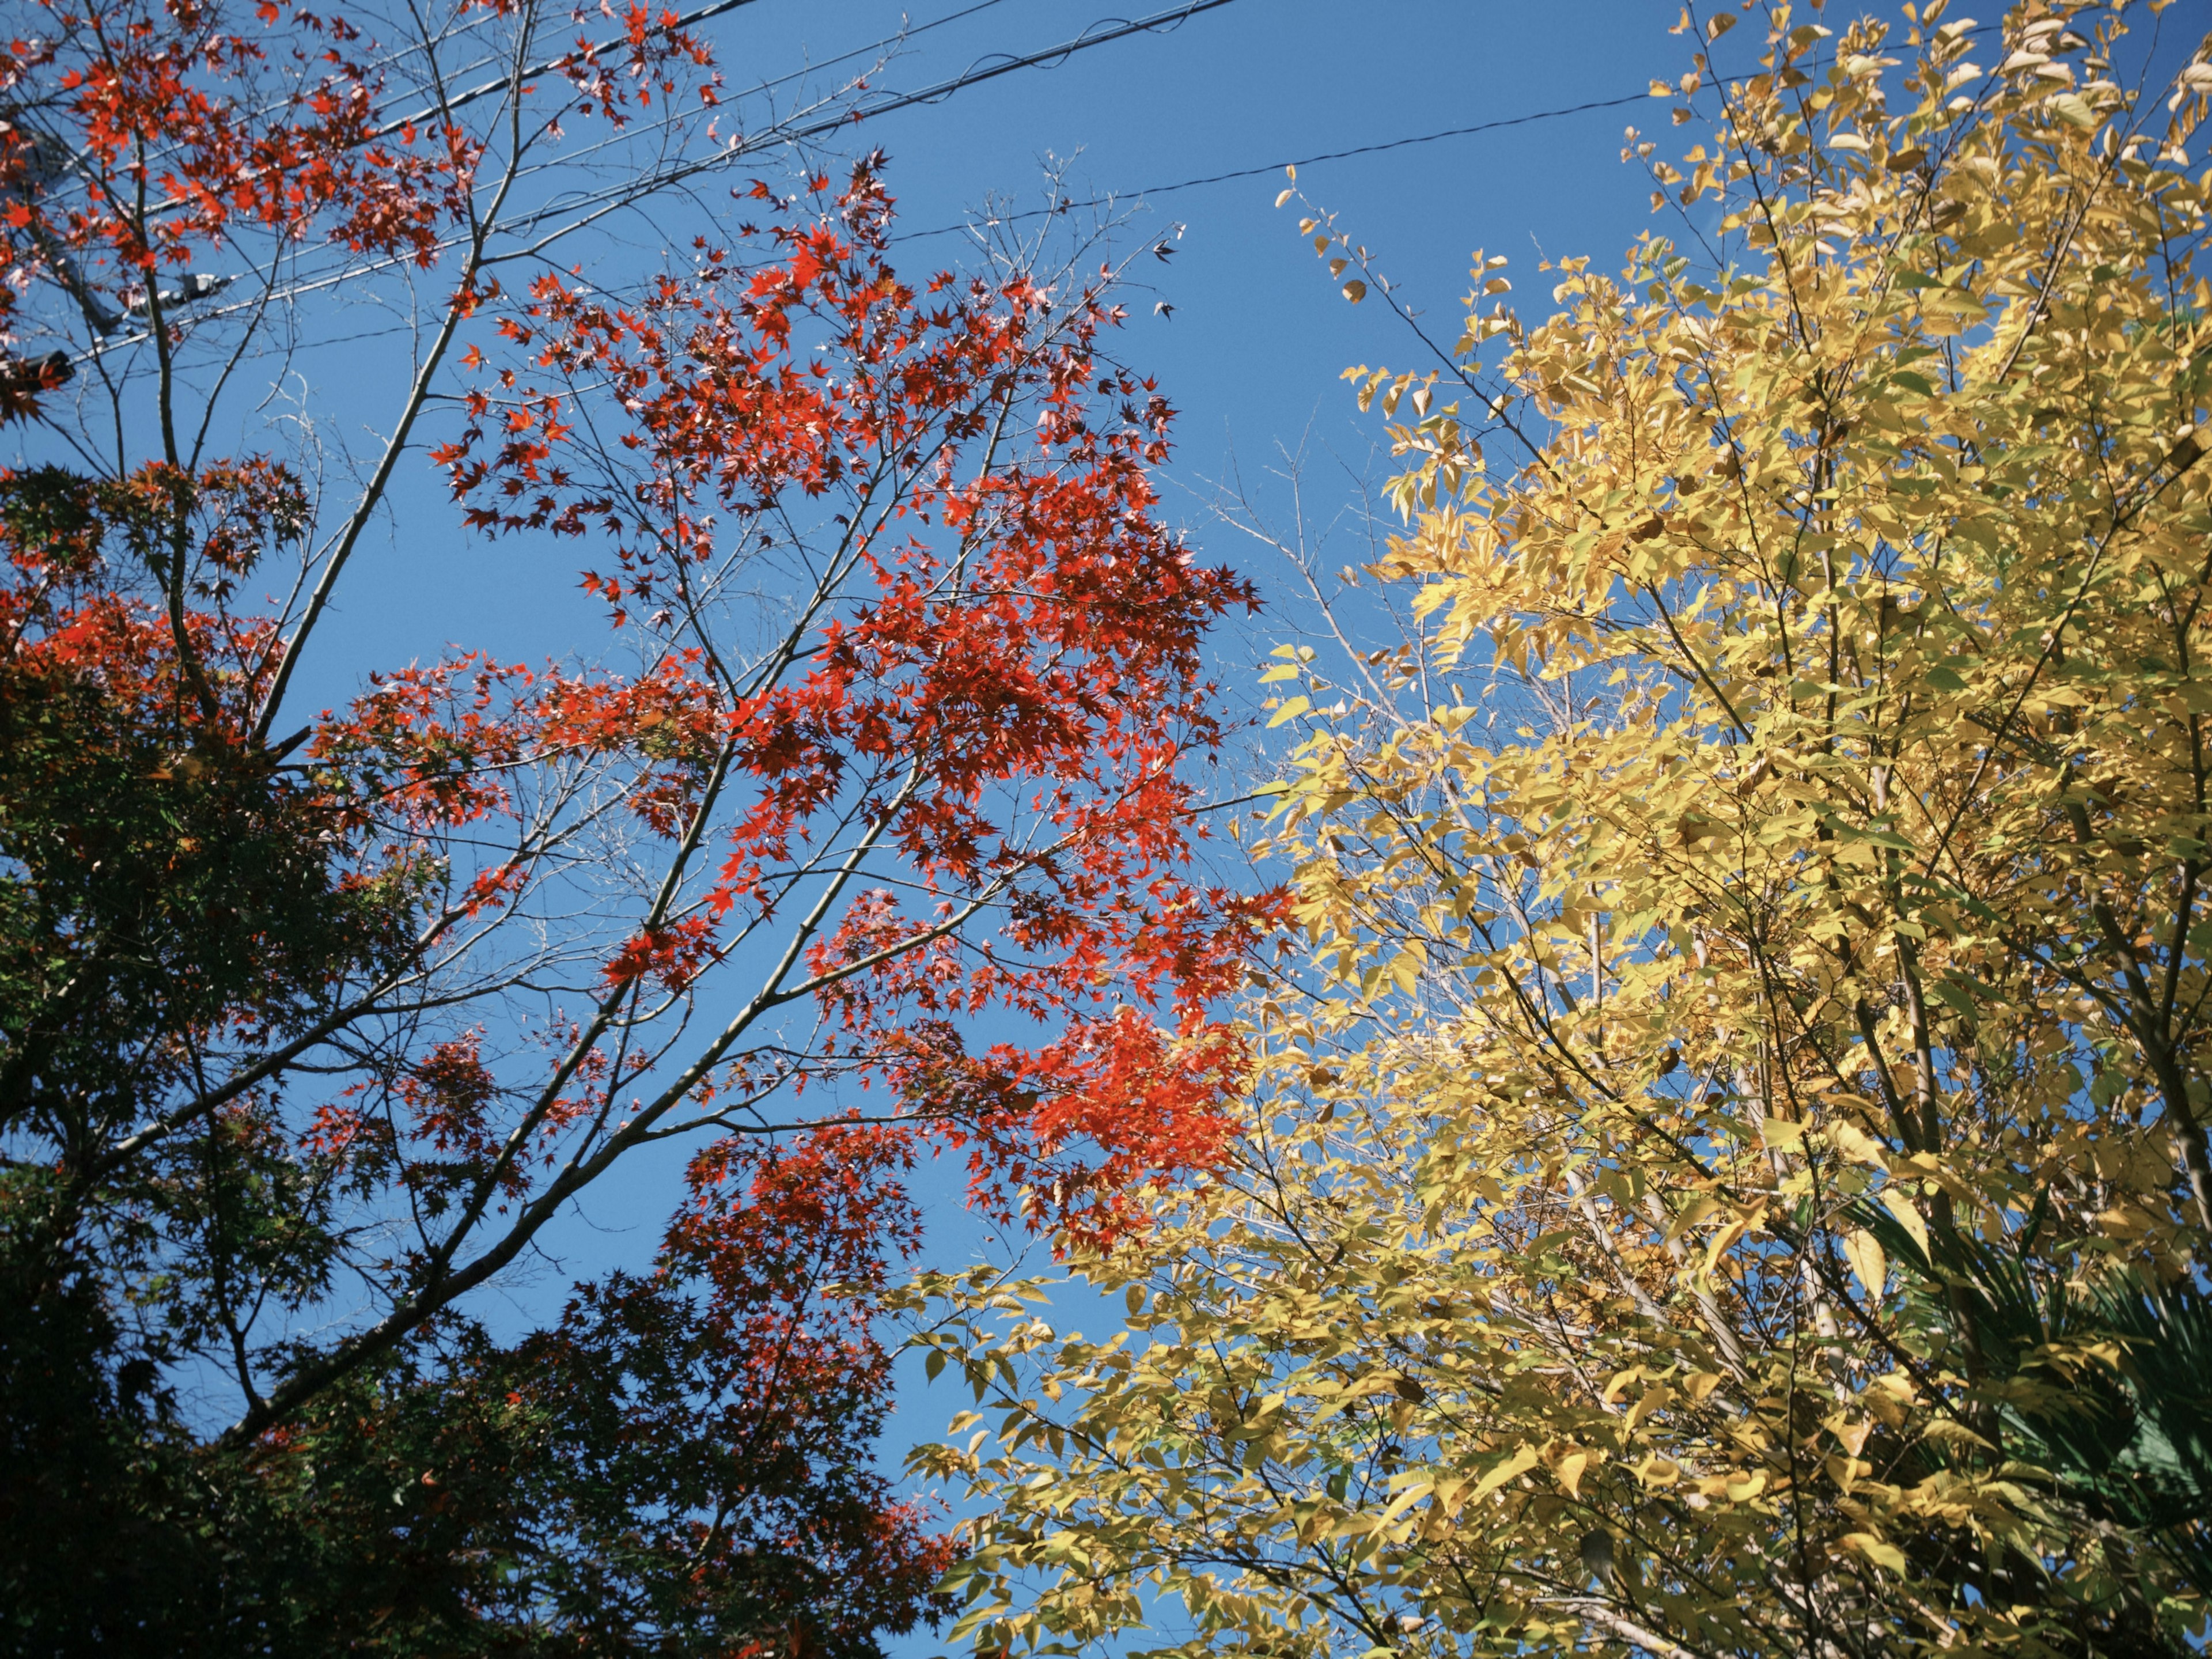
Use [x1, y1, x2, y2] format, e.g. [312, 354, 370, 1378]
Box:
[907, 3, 2212, 1655]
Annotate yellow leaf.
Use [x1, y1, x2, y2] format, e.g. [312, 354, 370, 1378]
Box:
[1724, 1468, 1766, 1502]
[1472, 1444, 1540, 1502]
[2044, 90, 2096, 130]
[1863, 1374, 1915, 1430]
[1824, 1413, 1873, 1457]
[1555, 1448, 1590, 1498]
[1831, 1122, 1889, 1169]
[1378, 1479, 1434, 1527]
[1342, 280, 1368, 304]
[1759, 1118, 1805, 1151]
[1700, 1219, 1748, 1280]
[1841, 1229, 1887, 1305]
[1842, 1532, 1907, 1573]
[1880, 1188, 1930, 1260]
[1633, 1455, 1682, 1488]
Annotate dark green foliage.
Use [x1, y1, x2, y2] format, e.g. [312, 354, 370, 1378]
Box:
[1, 1266, 949, 1656]
[1861, 1198, 2212, 1649]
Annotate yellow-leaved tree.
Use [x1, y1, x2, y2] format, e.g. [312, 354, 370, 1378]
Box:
[907, 3, 2212, 1654]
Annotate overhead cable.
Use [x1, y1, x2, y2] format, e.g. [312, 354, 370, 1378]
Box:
[832, 0, 1240, 123]
[120, 0, 1011, 222]
[898, 91, 1656, 244]
[153, 78, 1711, 361]
[380, 0, 1225, 143]
[339, 0, 1018, 216]
[370, 0, 779, 141]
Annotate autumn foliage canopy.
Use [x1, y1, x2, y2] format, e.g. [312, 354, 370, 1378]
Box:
[0, 0, 1266, 1650]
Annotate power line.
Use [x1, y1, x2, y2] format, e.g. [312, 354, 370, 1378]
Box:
[84, 68, 1699, 356]
[368, 0, 1006, 143]
[370, 0, 778, 141]
[139, 0, 1007, 179]
[836, 0, 1239, 123]
[385, 0, 1234, 156]
[728, 0, 1013, 102]
[898, 90, 1655, 244]
[400, 0, 1019, 221]
[101, 3, 2006, 351]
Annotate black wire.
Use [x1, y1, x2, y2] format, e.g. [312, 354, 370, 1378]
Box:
[784, 0, 1242, 138]
[72, 0, 1241, 355]
[175, 79, 1682, 358]
[88, 78, 1721, 354]
[728, 0, 1013, 103]
[369, 0, 1013, 142]
[120, 0, 1012, 221]
[896, 90, 1654, 244]
[388, 0, 1017, 210]
[85, 9, 2007, 350]
[413, 0, 1240, 158]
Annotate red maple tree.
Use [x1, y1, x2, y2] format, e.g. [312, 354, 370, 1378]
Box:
[0, 0, 1270, 1649]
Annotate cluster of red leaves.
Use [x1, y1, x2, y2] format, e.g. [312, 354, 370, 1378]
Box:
[310, 654, 534, 830]
[1, 458, 302, 706]
[0, 0, 725, 382]
[667, 1123, 924, 1372]
[0, 460, 308, 895]
[804, 888, 1267, 1238]
[3, 0, 472, 337]
[557, 0, 724, 126]
[305, 1025, 611, 1221]
[427, 160, 1279, 1243]
[391, 1029, 529, 1202]
[308, 642, 728, 832]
